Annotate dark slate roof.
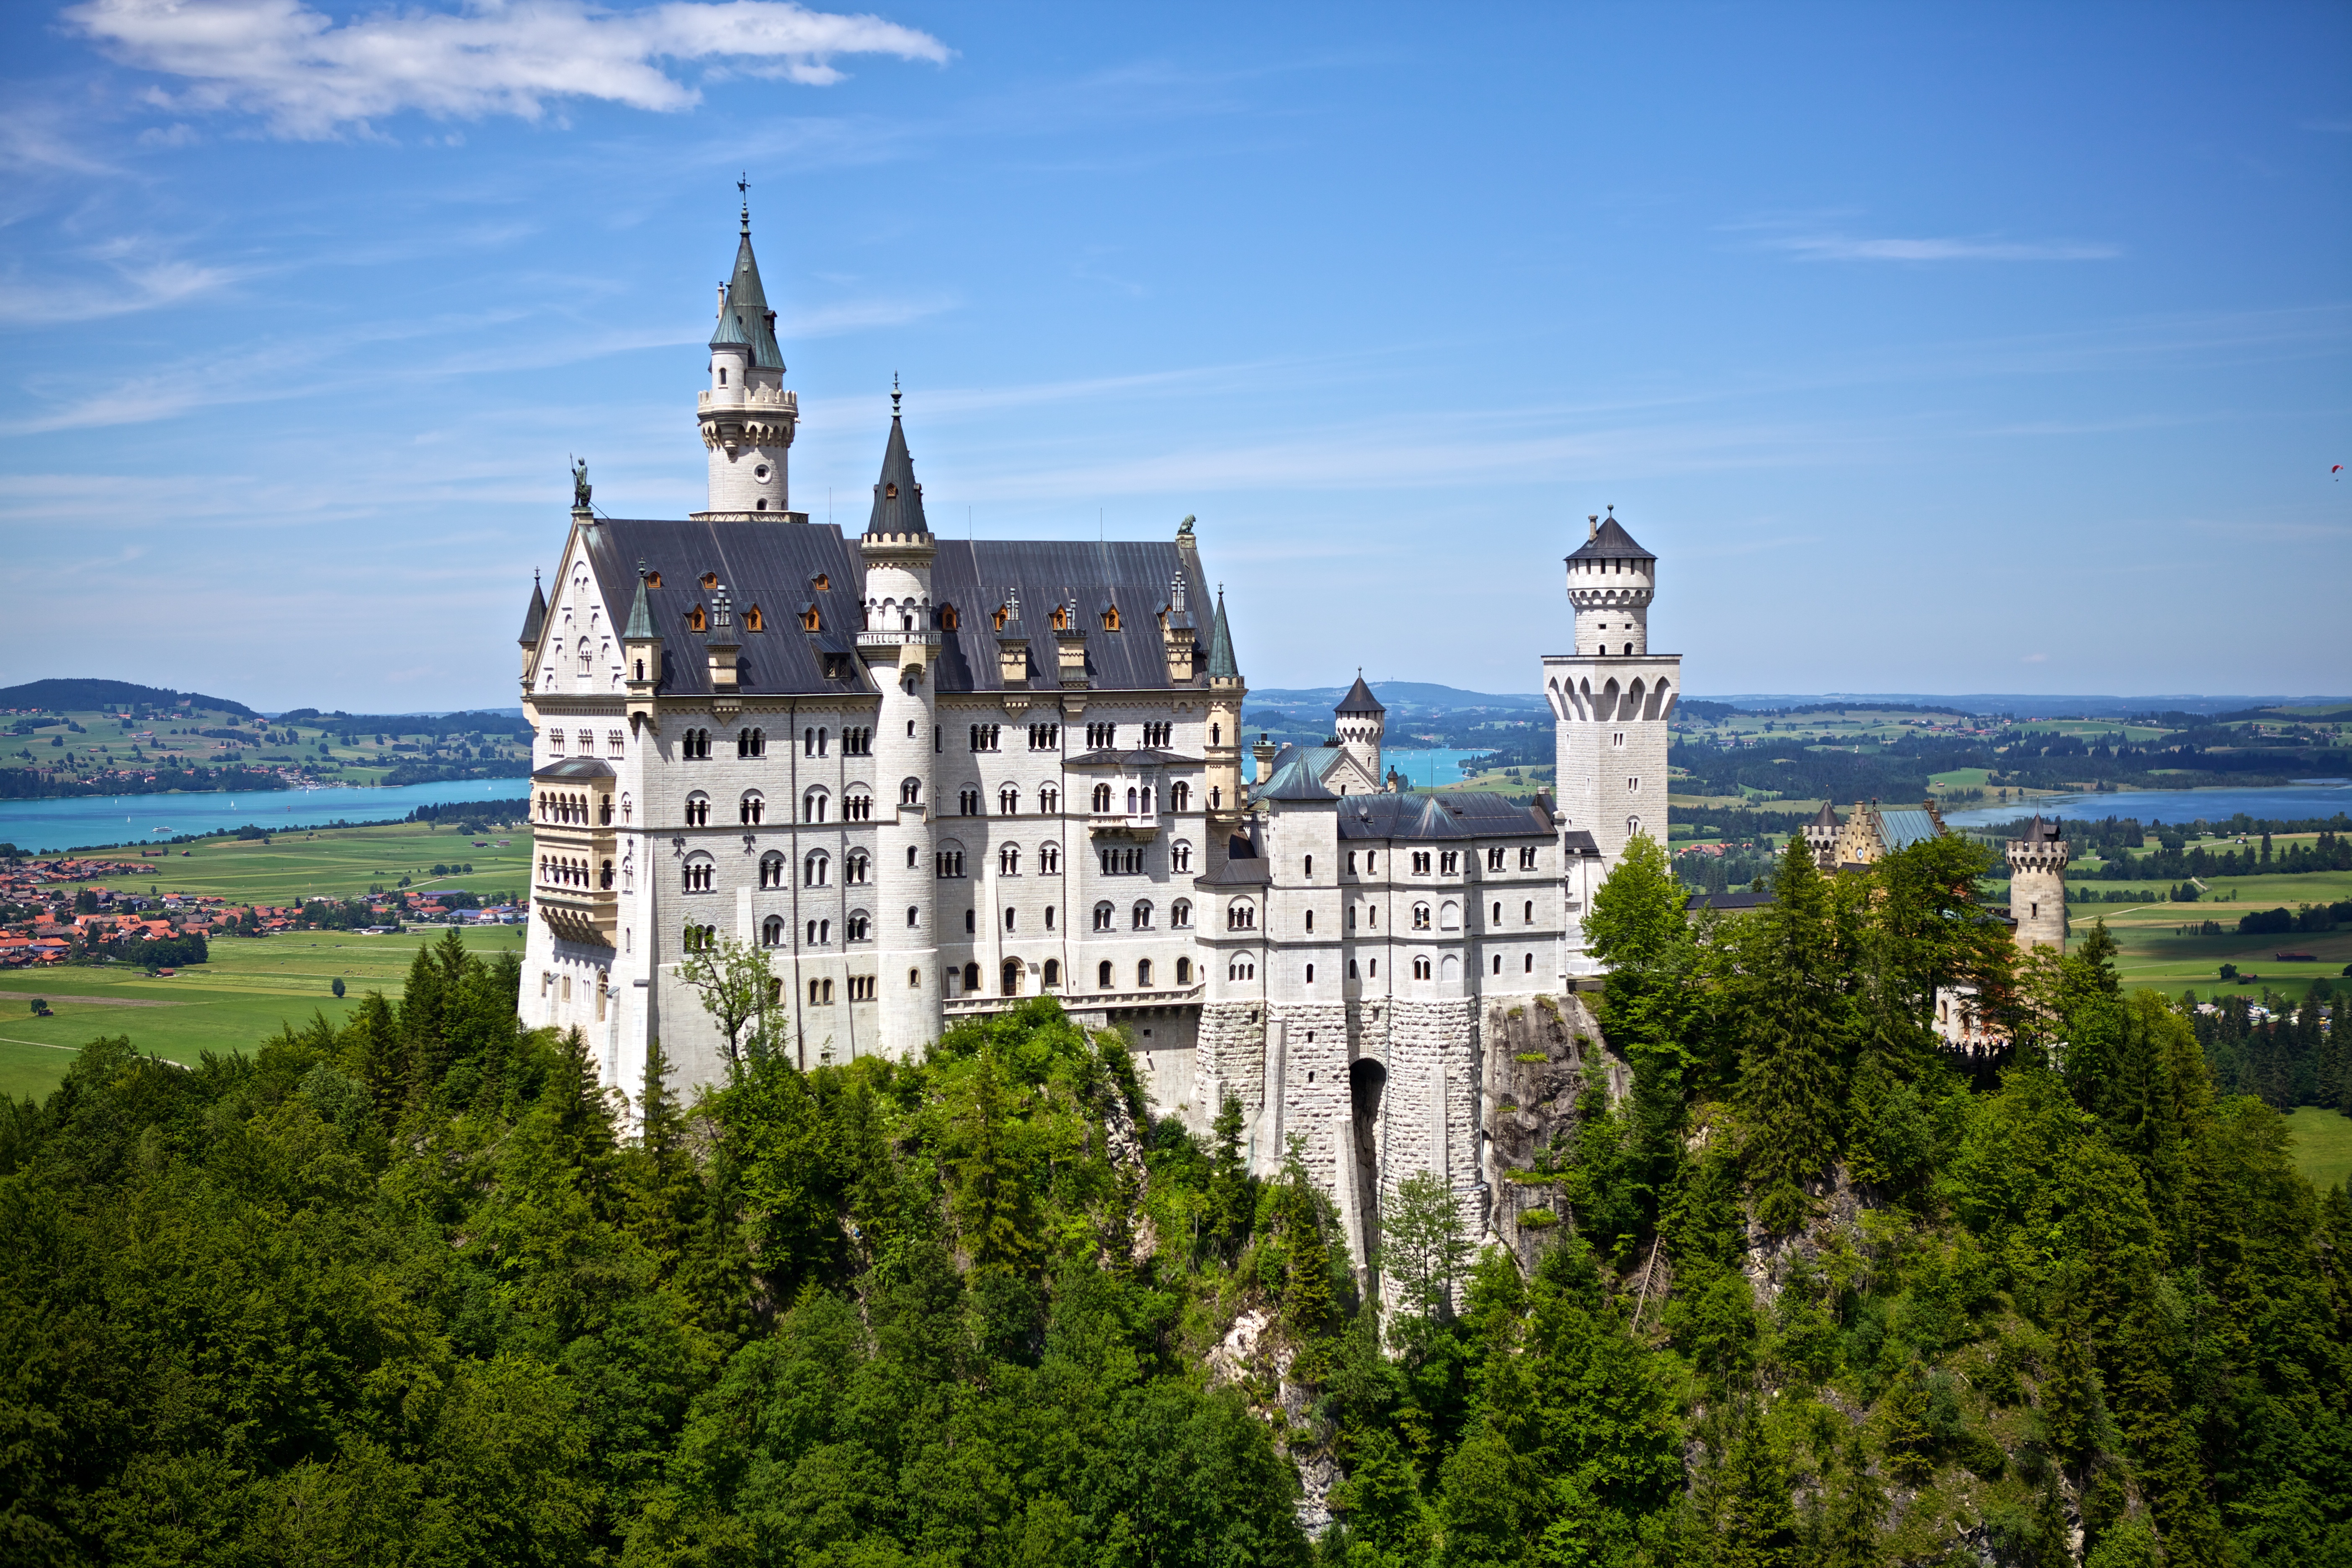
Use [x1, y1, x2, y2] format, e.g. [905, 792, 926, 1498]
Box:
[1809, 801, 1842, 828]
[576, 519, 871, 698]
[2017, 815, 2064, 844]
[1204, 588, 1239, 679]
[1565, 511, 1652, 564]
[1562, 829, 1600, 858]
[1335, 674, 1384, 716]
[929, 538, 1204, 694]
[534, 758, 616, 782]
[719, 220, 785, 370]
[864, 415, 931, 538]
[519, 575, 547, 647]
[1334, 791, 1549, 841]
[1065, 748, 1199, 768]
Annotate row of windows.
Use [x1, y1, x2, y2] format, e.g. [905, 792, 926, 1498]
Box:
[537, 790, 611, 825]
[543, 729, 626, 759]
[943, 956, 1198, 998]
[1089, 898, 1192, 931]
[752, 850, 871, 889]
[1209, 953, 1536, 983]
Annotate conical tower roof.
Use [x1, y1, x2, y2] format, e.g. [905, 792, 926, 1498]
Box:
[1565, 508, 1653, 563]
[1205, 586, 1239, 679]
[714, 196, 786, 370]
[864, 394, 931, 538]
[518, 573, 547, 647]
[1335, 673, 1384, 716]
[624, 564, 656, 640]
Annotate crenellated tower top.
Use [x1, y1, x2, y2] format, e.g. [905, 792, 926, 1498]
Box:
[1566, 506, 1656, 657]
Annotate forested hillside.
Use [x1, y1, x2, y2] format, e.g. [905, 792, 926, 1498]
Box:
[3, 836, 2349, 1565]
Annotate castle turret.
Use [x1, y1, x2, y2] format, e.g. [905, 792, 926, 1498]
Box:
[1567, 507, 1656, 656]
[2007, 817, 2070, 952]
[1333, 672, 1385, 792]
[695, 188, 799, 520]
[1204, 585, 1246, 819]
[518, 571, 547, 686]
[856, 387, 942, 1052]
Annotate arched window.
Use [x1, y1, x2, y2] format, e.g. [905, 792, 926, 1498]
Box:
[1176, 957, 1192, 985]
[847, 911, 870, 942]
[683, 855, 715, 893]
[900, 779, 922, 806]
[907, 906, 921, 928]
[1525, 953, 1535, 972]
[1229, 957, 1255, 981]
[1305, 963, 1314, 984]
[846, 851, 869, 885]
[1171, 839, 1192, 873]
[1440, 901, 1460, 931]
[761, 916, 784, 947]
[1170, 899, 1191, 929]
[1039, 784, 1060, 814]
[1137, 959, 1153, 987]
[1093, 901, 1115, 932]
[1132, 900, 1152, 930]
[759, 852, 785, 889]
[1040, 843, 1060, 874]
[1413, 955, 1432, 980]
[804, 851, 829, 887]
[740, 791, 765, 825]
[1092, 782, 1113, 813]
[685, 792, 710, 827]
[1000, 844, 1021, 876]
[999, 785, 1019, 815]
[1305, 909, 1315, 933]
[1524, 899, 1534, 923]
[802, 788, 828, 824]
[963, 961, 981, 992]
[1413, 903, 1431, 930]
[1126, 786, 1139, 814]
[1627, 815, 1642, 838]
[1043, 958, 1061, 988]
[738, 727, 765, 758]
[621, 792, 632, 824]
[1228, 899, 1256, 931]
[1171, 781, 1190, 812]
[1098, 960, 1115, 989]
[959, 787, 980, 815]
[1001, 958, 1022, 996]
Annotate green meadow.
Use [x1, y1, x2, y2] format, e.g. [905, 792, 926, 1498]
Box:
[0, 923, 529, 1101]
[42, 818, 536, 905]
[2285, 1106, 2352, 1192]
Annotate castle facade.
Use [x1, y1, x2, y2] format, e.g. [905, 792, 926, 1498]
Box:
[517, 203, 1680, 1256]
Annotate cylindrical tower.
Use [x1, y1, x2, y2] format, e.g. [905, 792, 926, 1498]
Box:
[696, 196, 798, 520]
[1333, 672, 1385, 792]
[2007, 818, 2070, 952]
[859, 392, 942, 1056]
[1567, 507, 1656, 657]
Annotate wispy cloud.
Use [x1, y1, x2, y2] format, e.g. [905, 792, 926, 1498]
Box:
[64, 0, 952, 139]
[0, 240, 244, 326]
[1764, 232, 2120, 263]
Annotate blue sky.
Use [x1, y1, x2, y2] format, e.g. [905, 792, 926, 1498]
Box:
[2, 1, 2347, 712]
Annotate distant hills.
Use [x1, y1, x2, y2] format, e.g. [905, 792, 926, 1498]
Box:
[1249, 682, 1550, 717]
[0, 678, 258, 717]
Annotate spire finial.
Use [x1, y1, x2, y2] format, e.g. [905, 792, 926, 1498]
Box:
[1606, 504, 1614, 516]
[737, 173, 749, 235]
[891, 371, 901, 419]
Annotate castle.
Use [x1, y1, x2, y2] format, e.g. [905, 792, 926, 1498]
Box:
[517, 199, 1679, 1258]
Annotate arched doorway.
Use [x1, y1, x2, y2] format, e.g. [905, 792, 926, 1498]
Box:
[1001, 958, 1023, 997]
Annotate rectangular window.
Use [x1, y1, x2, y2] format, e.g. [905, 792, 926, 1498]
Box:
[1627, 776, 1640, 793]
[548, 729, 565, 756]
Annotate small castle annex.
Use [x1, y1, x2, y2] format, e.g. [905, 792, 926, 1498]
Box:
[515, 197, 1685, 1260]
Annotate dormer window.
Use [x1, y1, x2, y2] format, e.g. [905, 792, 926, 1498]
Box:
[885, 482, 898, 500]
[994, 604, 1011, 631]
[1101, 606, 1121, 632]
[812, 573, 829, 591]
[800, 604, 820, 633]
[1051, 605, 1070, 631]
[939, 603, 959, 632]
[686, 605, 707, 632]
[743, 605, 763, 632]
[645, 570, 662, 588]
[701, 572, 719, 591]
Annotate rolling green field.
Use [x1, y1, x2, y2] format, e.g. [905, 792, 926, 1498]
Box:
[2285, 1106, 2352, 1192]
[40, 818, 536, 905]
[2075, 897, 2351, 1002]
[0, 924, 529, 1101]
[2, 703, 528, 790]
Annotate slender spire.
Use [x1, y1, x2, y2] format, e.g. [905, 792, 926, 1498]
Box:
[715, 181, 784, 370]
[1335, 670, 1383, 715]
[624, 560, 656, 640]
[864, 387, 931, 538]
[518, 570, 547, 647]
[1205, 584, 1239, 679]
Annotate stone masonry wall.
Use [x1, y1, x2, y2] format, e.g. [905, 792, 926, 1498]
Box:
[1382, 997, 1485, 1270]
[1196, 1001, 1266, 1145]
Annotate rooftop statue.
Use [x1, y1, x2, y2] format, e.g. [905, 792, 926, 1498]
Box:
[571, 457, 592, 511]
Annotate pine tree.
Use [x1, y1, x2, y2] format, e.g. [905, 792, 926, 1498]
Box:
[1738, 835, 1847, 1231]
[1821, 1432, 1885, 1568]
[1710, 1402, 1799, 1568]
[1205, 1089, 1251, 1256]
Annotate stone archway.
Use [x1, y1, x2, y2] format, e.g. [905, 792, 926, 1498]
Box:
[1349, 1057, 1387, 1285]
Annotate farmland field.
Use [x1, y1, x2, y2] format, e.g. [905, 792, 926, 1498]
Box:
[0, 923, 529, 1101]
[39, 818, 536, 905]
[2285, 1106, 2352, 1193]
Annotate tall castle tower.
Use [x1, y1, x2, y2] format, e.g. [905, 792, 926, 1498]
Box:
[858, 388, 944, 1052]
[1333, 673, 1385, 788]
[2007, 818, 2070, 952]
[1540, 508, 1680, 972]
[695, 188, 799, 521]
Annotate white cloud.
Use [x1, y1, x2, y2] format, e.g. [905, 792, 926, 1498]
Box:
[0, 247, 242, 326]
[64, 0, 952, 138]
[1767, 232, 2120, 263]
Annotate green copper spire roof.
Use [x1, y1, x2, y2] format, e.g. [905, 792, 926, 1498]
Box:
[1205, 585, 1239, 679]
[715, 191, 786, 371]
[624, 562, 655, 640]
[708, 286, 752, 351]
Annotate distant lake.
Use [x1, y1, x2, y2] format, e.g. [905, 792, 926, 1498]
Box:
[1943, 779, 2352, 830]
[1, 778, 532, 856]
[1242, 747, 1499, 788]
